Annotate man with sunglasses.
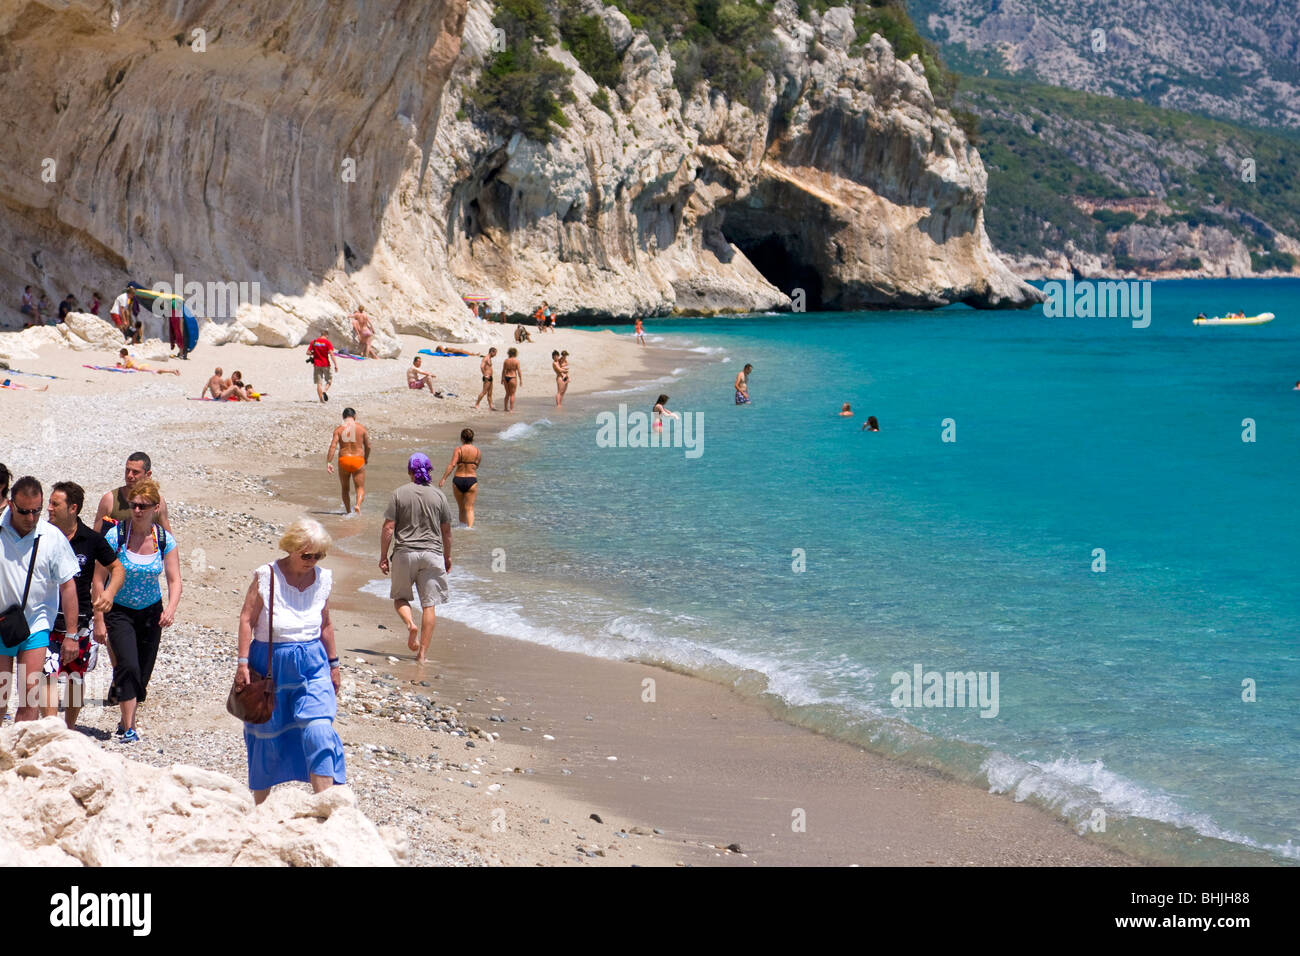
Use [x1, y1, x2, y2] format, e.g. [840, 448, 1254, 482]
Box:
[0, 477, 79, 723]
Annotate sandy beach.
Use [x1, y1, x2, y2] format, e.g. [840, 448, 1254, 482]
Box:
[0, 321, 1134, 866]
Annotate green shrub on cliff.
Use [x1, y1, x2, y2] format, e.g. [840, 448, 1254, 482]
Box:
[471, 0, 573, 142]
[850, 1, 956, 104]
[1252, 250, 1296, 272]
[558, 2, 623, 88]
[611, 0, 776, 109]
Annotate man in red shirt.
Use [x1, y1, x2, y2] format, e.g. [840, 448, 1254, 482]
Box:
[308, 335, 339, 402]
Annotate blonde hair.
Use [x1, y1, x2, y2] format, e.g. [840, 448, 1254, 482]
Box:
[127, 478, 161, 506]
[278, 518, 331, 556]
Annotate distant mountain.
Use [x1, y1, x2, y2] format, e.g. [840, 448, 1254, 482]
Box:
[902, 0, 1300, 277]
[910, 0, 1300, 131]
[955, 77, 1300, 277]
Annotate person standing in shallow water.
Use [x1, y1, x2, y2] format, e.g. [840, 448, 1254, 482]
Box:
[234, 518, 345, 804]
[439, 428, 482, 528]
[326, 407, 370, 515]
[735, 364, 752, 405]
[380, 454, 453, 664]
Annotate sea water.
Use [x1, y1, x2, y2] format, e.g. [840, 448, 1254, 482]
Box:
[426, 278, 1300, 864]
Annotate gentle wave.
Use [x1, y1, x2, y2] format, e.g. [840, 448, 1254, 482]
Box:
[982, 752, 1297, 861]
[354, 573, 1286, 863]
[590, 372, 686, 397]
[498, 418, 553, 441]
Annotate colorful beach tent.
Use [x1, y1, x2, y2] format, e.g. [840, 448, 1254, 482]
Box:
[132, 288, 200, 353]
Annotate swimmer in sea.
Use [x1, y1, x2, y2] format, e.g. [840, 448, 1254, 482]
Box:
[326, 406, 371, 514]
[839, 403, 853, 417]
[653, 394, 679, 431]
[634, 318, 646, 346]
[438, 428, 482, 527]
[862, 416, 879, 432]
[474, 348, 498, 410]
[735, 364, 752, 405]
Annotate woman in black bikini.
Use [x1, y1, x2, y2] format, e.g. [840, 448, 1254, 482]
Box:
[501, 347, 522, 412]
[438, 428, 482, 527]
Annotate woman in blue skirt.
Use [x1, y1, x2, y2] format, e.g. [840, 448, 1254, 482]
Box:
[234, 518, 345, 803]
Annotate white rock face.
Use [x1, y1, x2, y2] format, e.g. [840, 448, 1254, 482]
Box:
[0, 0, 1036, 332]
[0, 720, 402, 867]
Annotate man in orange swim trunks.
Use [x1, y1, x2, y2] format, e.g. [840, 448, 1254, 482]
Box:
[326, 407, 371, 515]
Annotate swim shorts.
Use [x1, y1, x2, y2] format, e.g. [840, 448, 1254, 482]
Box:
[390, 551, 448, 606]
[44, 628, 96, 677]
[1, 628, 51, 658]
[338, 455, 365, 474]
[735, 390, 750, 405]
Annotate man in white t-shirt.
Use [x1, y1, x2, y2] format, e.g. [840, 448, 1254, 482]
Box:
[0, 476, 79, 722]
[109, 287, 134, 335]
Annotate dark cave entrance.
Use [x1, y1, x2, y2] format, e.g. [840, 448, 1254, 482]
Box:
[732, 234, 825, 310]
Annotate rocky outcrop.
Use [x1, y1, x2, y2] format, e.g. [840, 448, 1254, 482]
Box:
[0, 0, 478, 343]
[0, 0, 1036, 340]
[439, 0, 1038, 313]
[0, 720, 404, 866]
[0, 312, 143, 360]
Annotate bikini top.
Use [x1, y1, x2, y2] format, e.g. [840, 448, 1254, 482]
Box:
[459, 448, 481, 467]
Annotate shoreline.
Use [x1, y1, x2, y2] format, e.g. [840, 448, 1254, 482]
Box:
[1, 322, 1144, 865]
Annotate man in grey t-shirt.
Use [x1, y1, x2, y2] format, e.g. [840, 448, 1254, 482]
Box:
[379, 454, 453, 664]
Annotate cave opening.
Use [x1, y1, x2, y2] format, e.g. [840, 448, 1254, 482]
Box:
[730, 234, 824, 311]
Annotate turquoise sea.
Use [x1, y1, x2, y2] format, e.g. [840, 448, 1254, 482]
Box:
[431, 278, 1300, 864]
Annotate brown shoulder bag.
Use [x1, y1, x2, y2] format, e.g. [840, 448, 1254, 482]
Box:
[226, 564, 276, 723]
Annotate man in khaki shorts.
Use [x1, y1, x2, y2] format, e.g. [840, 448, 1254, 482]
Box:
[379, 453, 452, 664]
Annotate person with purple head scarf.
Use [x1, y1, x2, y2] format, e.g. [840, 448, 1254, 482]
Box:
[379, 453, 454, 663]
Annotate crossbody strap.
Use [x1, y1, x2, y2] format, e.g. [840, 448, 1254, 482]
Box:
[19, 536, 40, 611]
[266, 563, 275, 683]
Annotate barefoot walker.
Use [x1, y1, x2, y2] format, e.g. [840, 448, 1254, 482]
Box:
[379, 454, 453, 664]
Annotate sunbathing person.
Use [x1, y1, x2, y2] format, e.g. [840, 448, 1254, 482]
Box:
[117, 348, 179, 375]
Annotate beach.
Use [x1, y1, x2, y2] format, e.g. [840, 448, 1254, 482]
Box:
[0, 321, 1134, 866]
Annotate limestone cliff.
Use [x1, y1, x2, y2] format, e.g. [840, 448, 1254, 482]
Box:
[0, 0, 1036, 351]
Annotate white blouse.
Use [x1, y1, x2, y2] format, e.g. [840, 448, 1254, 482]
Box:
[253, 562, 331, 643]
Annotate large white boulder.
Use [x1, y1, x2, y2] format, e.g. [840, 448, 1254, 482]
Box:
[0, 720, 403, 867]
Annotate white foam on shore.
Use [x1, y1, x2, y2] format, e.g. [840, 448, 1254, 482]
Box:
[357, 575, 831, 707]
[498, 419, 553, 441]
[982, 752, 1297, 859]
[353, 573, 1290, 863]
